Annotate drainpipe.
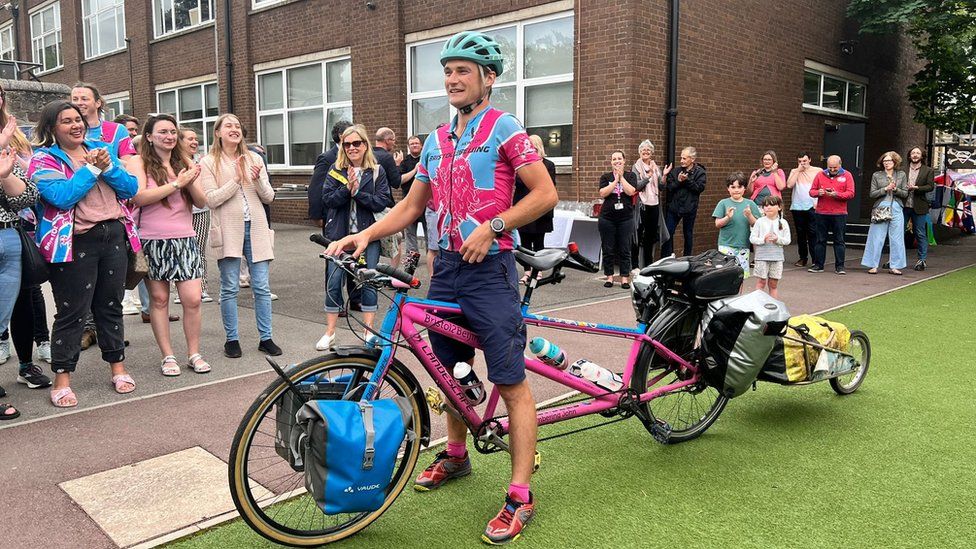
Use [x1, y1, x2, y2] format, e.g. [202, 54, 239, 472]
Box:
[223, 0, 234, 113]
[665, 0, 680, 166]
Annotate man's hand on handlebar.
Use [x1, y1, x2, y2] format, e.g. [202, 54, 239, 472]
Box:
[325, 232, 371, 258]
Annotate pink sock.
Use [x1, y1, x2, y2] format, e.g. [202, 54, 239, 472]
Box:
[508, 482, 530, 503]
[446, 441, 467, 458]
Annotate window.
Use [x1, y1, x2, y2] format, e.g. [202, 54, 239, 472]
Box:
[256, 57, 352, 166]
[156, 82, 219, 152]
[0, 23, 14, 61]
[104, 94, 132, 120]
[803, 68, 867, 117]
[406, 12, 575, 161]
[153, 0, 213, 38]
[82, 0, 126, 59]
[252, 0, 286, 7]
[30, 2, 62, 73]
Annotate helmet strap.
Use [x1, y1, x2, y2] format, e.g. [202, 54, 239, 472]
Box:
[458, 94, 486, 115]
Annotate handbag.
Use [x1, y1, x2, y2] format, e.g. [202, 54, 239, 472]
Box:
[871, 194, 895, 224]
[0, 195, 48, 288]
[125, 208, 148, 289]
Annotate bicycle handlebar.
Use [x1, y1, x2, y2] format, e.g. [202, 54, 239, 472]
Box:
[310, 233, 422, 289]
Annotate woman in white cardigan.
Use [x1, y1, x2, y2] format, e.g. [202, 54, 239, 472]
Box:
[199, 114, 280, 359]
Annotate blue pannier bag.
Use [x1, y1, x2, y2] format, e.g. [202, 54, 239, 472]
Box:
[297, 397, 413, 515]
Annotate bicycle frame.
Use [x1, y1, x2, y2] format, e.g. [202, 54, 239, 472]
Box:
[359, 290, 702, 438]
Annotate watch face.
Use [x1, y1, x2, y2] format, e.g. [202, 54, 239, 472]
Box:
[491, 218, 504, 232]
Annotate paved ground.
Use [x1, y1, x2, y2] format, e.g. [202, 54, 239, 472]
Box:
[1, 223, 973, 548]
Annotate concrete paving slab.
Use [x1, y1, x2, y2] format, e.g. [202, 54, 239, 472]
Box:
[59, 447, 270, 548]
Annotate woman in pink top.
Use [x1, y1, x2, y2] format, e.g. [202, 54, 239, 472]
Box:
[748, 150, 786, 203]
[130, 114, 210, 376]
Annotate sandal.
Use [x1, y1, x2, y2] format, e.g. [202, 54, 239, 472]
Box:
[111, 374, 136, 394]
[160, 355, 181, 377]
[889, 269, 902, 276]
[187, 353, 212, 374]
[0, 403, 20, 420]
[50, 386, 78, 408]
[867, 268, 878, 274]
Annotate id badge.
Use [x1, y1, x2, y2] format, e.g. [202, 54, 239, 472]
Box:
[614, 202, 624, 210]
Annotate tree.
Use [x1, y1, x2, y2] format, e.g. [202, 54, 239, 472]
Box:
[848, 0, 976, 134]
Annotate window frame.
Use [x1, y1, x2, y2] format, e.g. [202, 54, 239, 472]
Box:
[103, 92, 132, 121]
[82, 0, 126, 60]
[405, 11, 575, 165]
[29, 1, 63, 74]
[0, 22, 14, 61]
[254, 56, 353, 168]
[155, 81, 220, 154]
[151, 0, 214, 40]
[802, 64, 868, 118]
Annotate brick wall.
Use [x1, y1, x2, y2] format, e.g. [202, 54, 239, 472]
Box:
[1, 1, 927, 241]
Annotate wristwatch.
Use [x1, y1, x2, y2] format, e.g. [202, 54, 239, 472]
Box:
[489, 216, 506, 236]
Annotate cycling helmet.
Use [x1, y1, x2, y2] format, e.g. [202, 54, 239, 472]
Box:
[439, 31, 505, 77]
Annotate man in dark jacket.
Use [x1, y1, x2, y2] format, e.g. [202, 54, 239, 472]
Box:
[904, 146, 936, 270]
[373, 127, 401, 206]
[309, 119, 353, 227]
[662, 146, 707, 257]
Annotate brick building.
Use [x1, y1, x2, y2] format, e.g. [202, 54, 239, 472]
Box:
[0, 0, 926, 252]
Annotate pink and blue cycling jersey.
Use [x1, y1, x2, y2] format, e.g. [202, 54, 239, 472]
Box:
[415, 106, 540, 253]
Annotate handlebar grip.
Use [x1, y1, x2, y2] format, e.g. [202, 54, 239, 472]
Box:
[567, 242, 600, 273]
[309, 233, 331, 247]
[377, 264, 422, 288]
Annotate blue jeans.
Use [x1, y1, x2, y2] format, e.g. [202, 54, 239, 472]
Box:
[903, 207, 929, 261]
[0, 228, 22, 329]
[325, 240, 379, 313]
[138, 279, 150, 315]
[217, 222, 273, 341]
[813, 213, 847, 270]
[862, 201, 906, 270]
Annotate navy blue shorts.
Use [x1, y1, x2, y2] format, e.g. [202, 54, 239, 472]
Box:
[426, 250, 527, 386]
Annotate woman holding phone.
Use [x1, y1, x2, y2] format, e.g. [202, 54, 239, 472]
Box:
[748, 150, 786, 203]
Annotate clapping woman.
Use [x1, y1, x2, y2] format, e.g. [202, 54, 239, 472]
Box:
[130, 114, 210, 376]
[29, 100, 139, 407]
[862, 152, 908, 275]
[598, 150, 639, 288]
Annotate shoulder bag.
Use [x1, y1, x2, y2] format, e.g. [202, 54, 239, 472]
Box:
[0, 194, 48, 288]
[870, 192, 895, 224]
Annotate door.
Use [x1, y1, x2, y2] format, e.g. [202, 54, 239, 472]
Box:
[823, 122, 865, 218]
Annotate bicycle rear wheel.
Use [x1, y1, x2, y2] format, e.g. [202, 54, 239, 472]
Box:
[229, 355, 424, 546]
[830, 330, 871, 395]
[632, 304, 728, 443]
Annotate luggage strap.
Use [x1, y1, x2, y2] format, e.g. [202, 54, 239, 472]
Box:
[358, 401, 375, 470]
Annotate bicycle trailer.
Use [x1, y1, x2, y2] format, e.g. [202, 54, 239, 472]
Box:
[758, 314, 856, 383]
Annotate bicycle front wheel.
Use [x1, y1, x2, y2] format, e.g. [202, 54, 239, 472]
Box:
[632, 304, 728, 443]
[229, 354, 425, 546]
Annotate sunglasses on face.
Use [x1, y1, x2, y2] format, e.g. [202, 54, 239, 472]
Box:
[343, 140, 364, 149]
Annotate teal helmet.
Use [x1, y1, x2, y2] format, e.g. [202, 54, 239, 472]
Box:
[439, 31, 505, 77]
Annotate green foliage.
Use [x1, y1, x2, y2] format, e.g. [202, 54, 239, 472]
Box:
[848, 0, 976, 133]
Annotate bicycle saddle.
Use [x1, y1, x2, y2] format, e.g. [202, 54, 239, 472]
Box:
[515, 248, 568, 271]
[639, 259, 691, 277]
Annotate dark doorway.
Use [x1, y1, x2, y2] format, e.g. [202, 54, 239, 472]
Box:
[823, 122, 865, 218]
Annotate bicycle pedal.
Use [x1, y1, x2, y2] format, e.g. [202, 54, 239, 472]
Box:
[533, 451, 541, 473]
[650, 418, 672, 444]
[424, 387, 444, 415]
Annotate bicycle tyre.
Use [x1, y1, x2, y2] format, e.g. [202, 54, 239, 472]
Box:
[631, 303, 728, 443]
[229, 354, 426, 546]
[830, 330, 870, 395]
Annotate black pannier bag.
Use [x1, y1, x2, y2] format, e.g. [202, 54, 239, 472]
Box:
[274, 374, 356, 471]
[701, 291, 791, 397]
[670, 249, 744, 301]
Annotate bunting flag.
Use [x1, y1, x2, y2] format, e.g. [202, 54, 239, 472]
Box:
[947, 170, 976, 196]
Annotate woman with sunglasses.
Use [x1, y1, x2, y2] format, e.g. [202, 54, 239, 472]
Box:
[316, 124, 390, 350]
[199, 114, 280, 359]
[29, 100, 139, 408]
[130, 114, 210, 376]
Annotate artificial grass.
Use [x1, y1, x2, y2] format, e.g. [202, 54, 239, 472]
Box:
[169, 267, 976, 549]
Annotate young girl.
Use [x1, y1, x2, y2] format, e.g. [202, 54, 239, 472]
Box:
[750, 195, 792, 299]
[713, 173, 759, 277]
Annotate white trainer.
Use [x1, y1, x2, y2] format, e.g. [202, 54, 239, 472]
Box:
[315, 333, 335, 351]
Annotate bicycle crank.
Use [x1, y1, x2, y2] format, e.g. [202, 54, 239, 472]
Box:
[424, 387, 464, 422]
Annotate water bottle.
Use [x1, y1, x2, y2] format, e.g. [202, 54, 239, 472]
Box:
[528, 337, 567, 370]
[453, 362, 485, 405]
[579, 361, 623, 392]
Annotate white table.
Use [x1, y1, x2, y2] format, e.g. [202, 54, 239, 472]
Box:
[543, 210, 602, 264]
